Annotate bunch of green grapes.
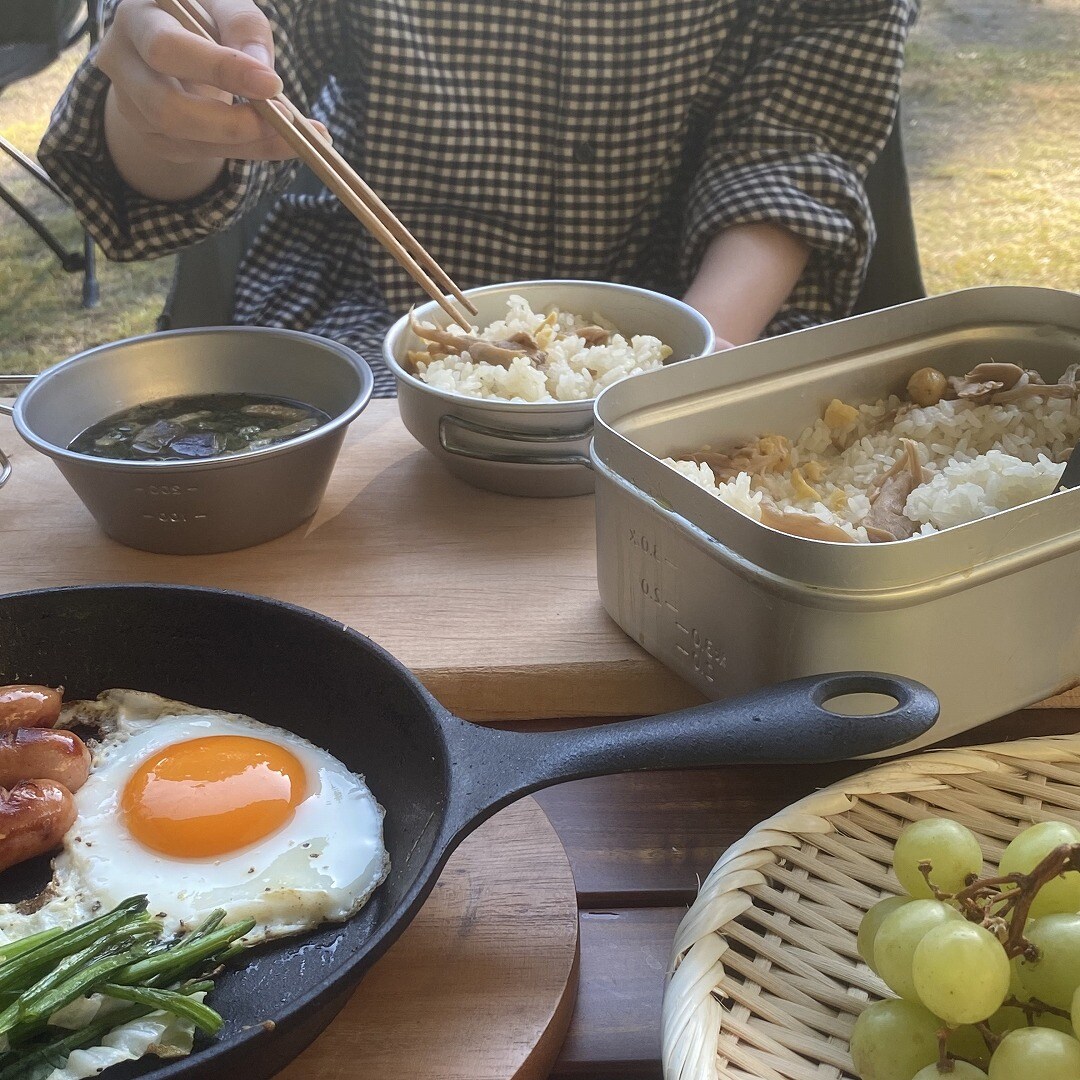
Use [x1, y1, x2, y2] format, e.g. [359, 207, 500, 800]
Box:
[848, 817, 1080, 1080]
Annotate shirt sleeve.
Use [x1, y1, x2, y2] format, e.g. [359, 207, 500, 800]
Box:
[681, 0, 919, 333]
[37, 0, 342, 262]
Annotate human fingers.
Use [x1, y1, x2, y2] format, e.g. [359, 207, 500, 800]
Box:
[107, 52, 277, 146]
[110, 84, 296, 159]
[145, 117, 334, 163]
[140, 129, 301, 162]
[114, 93, 331, 163]
[105, 0, 280, 99]
[200, 0, 277, 71]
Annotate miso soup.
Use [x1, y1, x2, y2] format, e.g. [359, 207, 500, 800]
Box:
[68, 393, 331, 462]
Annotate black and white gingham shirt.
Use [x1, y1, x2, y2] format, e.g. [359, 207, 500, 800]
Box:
[41, 0, 917, 396]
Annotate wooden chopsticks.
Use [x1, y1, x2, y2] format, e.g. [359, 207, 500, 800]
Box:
[154, 0, 477, 330]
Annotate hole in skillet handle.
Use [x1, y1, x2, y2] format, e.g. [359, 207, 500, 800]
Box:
[822, 692, 899, 716]
[798, 672, 938, 758]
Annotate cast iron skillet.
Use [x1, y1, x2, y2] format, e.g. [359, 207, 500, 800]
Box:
[0, 584, 939, 1078]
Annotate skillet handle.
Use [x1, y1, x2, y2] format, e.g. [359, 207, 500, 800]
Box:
[440, 671, 938, 842]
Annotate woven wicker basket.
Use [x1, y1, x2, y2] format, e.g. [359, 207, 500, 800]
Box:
[662, 734, 1080, 1080]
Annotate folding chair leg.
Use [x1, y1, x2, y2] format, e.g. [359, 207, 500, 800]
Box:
[0, 181, 81, 269]
[0, 136, 101, 306]
[81, 230, 99, 308]
[0, 136, 66, 199]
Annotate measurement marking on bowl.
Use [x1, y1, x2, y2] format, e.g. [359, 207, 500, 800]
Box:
[663, 559, 679, 612]
[133, 485, 200, 497]
[141, 512, 208, 523]
[639, 576, 663, 606]
[630, 529, 680, 611]
[673, 622, 723, 683]
[628, 527, 660, 560]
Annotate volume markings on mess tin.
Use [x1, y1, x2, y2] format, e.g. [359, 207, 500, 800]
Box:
[628, 526, 725, 684]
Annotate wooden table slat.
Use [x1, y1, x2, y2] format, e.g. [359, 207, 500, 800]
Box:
[552, 907, 682, 1079]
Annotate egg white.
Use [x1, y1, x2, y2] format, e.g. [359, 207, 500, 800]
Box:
[0, 690, 390, 945]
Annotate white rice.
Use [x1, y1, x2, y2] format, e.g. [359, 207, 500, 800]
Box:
[409, 294, 672, 402]
[664, 389, 1076, 542]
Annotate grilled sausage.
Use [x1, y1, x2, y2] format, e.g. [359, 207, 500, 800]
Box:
[0, 686, 62, 730]
[0, 780, 76, 873]
[0, 729, 90, 793]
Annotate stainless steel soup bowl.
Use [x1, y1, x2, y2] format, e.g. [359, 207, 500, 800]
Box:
[0, 327, 373, 554]
[383, 280, 715, 497]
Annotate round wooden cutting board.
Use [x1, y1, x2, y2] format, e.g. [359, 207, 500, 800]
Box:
[277, 797, 579, 1080]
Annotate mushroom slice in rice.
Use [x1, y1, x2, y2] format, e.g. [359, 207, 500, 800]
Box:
[576, 326, 612, 346]
[407, 312, 546, 370]
[863, 438, 926, 542]
[991, 366, 1079, 404]
[758, 505, 856, 543]
[945, 362, 1079, 405]
[687, 435, 792, 483]
[1058, 363, 1080, 389]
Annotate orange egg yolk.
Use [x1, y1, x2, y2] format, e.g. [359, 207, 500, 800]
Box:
[121, 736, 307, 858]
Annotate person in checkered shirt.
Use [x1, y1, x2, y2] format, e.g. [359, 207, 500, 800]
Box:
[40, 0, 918, 397]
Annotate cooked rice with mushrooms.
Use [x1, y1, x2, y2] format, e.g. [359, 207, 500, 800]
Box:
[665, 362, 1080, 543]
[405, 295, 672, 402]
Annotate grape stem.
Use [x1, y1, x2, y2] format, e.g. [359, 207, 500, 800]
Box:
[1003, 994, 1071, 1021]
[935, 1028, 954, 1072]
[947, 842, 1080, 958]
[975, 1020, 1002, 1055]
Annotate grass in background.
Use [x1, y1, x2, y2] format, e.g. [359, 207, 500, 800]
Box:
[903, 0, 1080, 292]
[0, 52, 173, 376]
[0, 0, 1078, 376]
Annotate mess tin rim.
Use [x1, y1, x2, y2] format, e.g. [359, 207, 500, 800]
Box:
[382, 278, 716, 412]
[11, 327, 374, 472]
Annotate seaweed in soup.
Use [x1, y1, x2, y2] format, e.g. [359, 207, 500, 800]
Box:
[68, 393, 331, 462]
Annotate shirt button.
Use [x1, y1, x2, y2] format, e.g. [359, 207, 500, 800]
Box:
[572, 140, 597, 165]
[197, 209, 226, 229]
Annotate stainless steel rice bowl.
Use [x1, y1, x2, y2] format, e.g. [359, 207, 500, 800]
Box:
[1, 327, 373, 554]
[383, 280, 715, 497]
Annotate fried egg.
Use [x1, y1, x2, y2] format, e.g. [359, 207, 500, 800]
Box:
[0, 690, 389, 944]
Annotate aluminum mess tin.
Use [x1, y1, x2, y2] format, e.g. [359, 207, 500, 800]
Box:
[591, 286, 1080, 753]
[383, 280, 714, 497]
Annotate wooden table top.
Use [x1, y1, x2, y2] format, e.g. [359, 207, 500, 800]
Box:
[0, 402, 702, 722]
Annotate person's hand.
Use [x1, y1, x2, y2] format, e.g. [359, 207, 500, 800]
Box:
[95, 0, 332, 201]
[97, 0, 327, 166]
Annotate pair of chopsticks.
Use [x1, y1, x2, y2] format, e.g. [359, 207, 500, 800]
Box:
[154, 0, 476, 330]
